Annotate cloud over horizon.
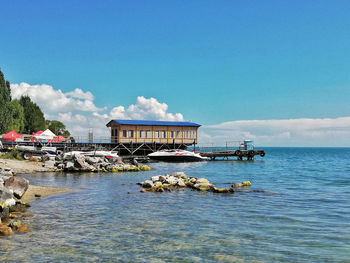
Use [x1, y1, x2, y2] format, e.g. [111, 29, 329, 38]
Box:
[10, 82, 350, 146]
[200, 117, 350, 146]
[10, 83, 185, 137]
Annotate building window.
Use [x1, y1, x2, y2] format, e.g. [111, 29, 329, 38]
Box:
[111, 129, 115, 137]
[128, 130, 134, 138]
[154, 131, 159, 138]
[176, 131, 181, 138]
[139, 130, 145, 138]
[170, 131, 174, 138]
[122, 130, 127, 138]
[190, 131, 195, 138]
[146, 130, 151, 138]
[185, 131, 189, 138]
[161, 130, 166, 138]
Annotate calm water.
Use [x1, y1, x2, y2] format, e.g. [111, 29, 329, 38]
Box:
[1, 148, 350, 262]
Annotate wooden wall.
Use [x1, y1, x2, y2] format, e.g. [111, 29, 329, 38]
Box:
[109, 124, 198, 144]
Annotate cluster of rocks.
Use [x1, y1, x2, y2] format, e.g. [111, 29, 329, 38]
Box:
[138, 172, 252, 193]
[0, 168, 31, 236]
[44, 154, 151, 173]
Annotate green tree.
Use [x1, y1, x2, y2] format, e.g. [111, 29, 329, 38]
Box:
[46, 120, 71, 137]
[0, 68, 13, 133]
[19, 95, 46, 133]
[9, 100, 25, 132]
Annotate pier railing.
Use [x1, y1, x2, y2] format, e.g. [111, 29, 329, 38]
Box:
[189, 141, 251, 153]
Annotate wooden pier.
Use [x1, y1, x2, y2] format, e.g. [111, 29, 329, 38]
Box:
[200, 149, 265, 161]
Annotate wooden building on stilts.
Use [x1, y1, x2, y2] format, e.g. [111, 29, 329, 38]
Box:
[106, 120, 200, 156]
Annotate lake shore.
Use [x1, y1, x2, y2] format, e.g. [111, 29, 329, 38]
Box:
[0, 158, 53, 174]
[21, 185, 73, 202]
[0, 157, 73, 203]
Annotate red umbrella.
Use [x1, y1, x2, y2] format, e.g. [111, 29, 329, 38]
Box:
[53, 136, 66, 143]
[32, 131, 43, 136]
[2, 131, 23, 142]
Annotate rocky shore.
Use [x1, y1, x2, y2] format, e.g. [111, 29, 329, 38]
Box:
[138, 172, 252, 193]
[48, 153, 151, 173]
[0, 152, 151, 174]
[0, 168, 31, 236]
[0, 167, 73, 236]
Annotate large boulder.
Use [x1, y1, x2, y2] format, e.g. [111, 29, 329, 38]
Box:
[0, 223, 13, 236]
[151, 176, 160, 182]
[74, 155, 87, 169]
[177, 179, 186, 187]
[0, 167, 14, 176]
[142, 180, 154, 188]
[0, 185, 16, 207]
[165, 176, 178, 185]
[196, 178, 210, 185]
[65, 161, 74, 170]
[171, 172, 187, 179]
[85, 157, 100, 165]
[4, 177, 29, 199]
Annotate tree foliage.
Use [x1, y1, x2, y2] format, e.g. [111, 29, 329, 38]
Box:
[46, 120, 71, 137]
[0, 68, 13, 133]
[19, 95, 46, 134]
[9, 100, 25, 132]
[0, 68, 71, 136]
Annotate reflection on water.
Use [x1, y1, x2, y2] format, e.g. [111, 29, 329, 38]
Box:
[1, 148, 350, 262]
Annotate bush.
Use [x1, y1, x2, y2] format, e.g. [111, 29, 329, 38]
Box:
[0, 150, 23, 160]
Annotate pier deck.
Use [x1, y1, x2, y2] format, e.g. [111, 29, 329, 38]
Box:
[200, 149, 265, 160]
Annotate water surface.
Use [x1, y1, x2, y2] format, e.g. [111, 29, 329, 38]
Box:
[1, 148, 350, 262]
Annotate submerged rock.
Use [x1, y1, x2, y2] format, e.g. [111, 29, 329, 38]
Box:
[232, 181, 252, 188]
[4, 177, 29, 199]
[213, 187, 235, 193]
[142, 180, 154, 188]
[137, 173, 243, 194]
[0, 223, 13, 236]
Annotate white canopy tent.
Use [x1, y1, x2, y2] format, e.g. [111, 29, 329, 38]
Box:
[34, 129, 56, 141]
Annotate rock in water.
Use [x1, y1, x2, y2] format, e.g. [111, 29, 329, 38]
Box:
[0, 167, 14, 176]
[4, 177, 29, 199]
[74, 155, 87, 169]
[213, 187, 235, 193]
[0, 223, 13, 236]
[142, 180, 154, 188]
[0, 185, 16, 208]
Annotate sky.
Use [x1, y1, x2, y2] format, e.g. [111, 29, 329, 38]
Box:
[1, 0, 350, 146]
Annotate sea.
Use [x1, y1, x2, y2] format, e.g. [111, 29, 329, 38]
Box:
[1, 147, 350, 262]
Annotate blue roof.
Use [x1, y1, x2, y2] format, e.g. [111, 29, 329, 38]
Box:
[107, 120, 201, 127]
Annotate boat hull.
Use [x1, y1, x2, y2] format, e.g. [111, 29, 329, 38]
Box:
[148, 155, 206, 162]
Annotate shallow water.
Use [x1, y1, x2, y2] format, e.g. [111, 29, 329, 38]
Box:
[1, 148, 350, 262]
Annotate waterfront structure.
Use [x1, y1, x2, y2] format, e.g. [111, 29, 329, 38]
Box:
[106, 120, 200, 155]
[106, 120, 200, 144]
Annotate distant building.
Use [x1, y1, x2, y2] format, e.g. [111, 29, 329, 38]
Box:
[106, 120, 200, 145]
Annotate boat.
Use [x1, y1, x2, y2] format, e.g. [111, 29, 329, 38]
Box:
[63, 150, 119, 159]
[15, 145, 59, 159]
[148, 149, 208, 162]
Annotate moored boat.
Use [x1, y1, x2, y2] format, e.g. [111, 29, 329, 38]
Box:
[63, 150, 119, 159]
[148, 149, 207, 162]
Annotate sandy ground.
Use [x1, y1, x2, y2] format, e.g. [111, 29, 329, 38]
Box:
[0, 158, 53, 174]
[0, 158, 73, 202]
[21, 185, 73, 202]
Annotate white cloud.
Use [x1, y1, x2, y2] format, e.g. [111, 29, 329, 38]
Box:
[11, 82, 350, 146]
[199, 117, 350, 147]
[10, 82, 185, 138]
[109, 96, 184, 121]
[10, 82, 105, 113]
[65, 88, 94, 100]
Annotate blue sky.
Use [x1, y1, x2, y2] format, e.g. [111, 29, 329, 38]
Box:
[1, 1, 350, 145]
